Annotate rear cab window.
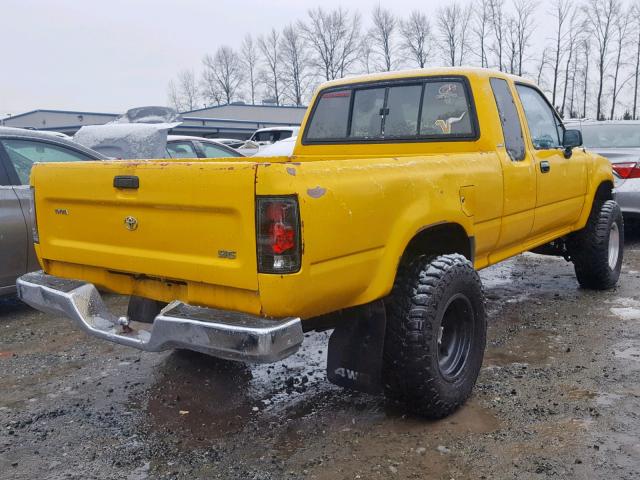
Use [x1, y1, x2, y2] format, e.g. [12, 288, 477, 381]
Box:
[303, 76, 477, 144]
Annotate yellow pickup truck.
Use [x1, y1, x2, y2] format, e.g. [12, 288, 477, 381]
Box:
[18, 68, 622, 419]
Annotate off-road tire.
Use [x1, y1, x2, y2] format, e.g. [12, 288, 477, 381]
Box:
[382, 254, 486, 419]
[570, 200, 623, 290]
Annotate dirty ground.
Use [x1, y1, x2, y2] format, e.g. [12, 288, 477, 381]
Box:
[1, 231, 640, 480]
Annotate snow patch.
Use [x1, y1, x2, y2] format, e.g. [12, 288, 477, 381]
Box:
[74, 123, 178, 159]
[610, 307, 640, 321]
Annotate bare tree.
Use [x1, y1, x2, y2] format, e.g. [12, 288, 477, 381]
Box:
[280, 24, 310, 106]
[437, 2, 472, 67]
[505, 16, 519, 74]
[610, 7, 632, 119]
[299, 7, 361, 81]
[473, 0, 492, 67]
[167, 69, 199, 112]
[241, 35, 259, 105]
[258, 28, 282, 105]
[549, 0, 572, 107]
[370, 6, 397, 71]
[488, 0, 506, 71]
[513, 0, 537, 76]
[537, 48, 550, 86]
[458, 4, 474, 66]
[202, 46, 243, 105]
[561, 24, 579, 117]
[358, 34, 375, 74]
[633, 2, 640, 119]
[568, 55, 579, 117]
[586, 0, 621, 120]
[200, 68, 223, 107]
[400, 10, 431, 68]
[581, 38, 592, 118]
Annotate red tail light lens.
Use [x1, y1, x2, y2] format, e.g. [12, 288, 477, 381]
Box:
[256, 196, 301, 273]
[612, 162, 640, 179]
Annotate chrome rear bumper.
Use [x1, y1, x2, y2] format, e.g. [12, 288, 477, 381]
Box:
[16, 271, 303, 363]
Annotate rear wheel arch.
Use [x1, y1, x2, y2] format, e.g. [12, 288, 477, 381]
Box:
[401, 223, 474, 265]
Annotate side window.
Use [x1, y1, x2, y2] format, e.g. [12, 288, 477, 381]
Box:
[166, 141, 198, 159]
[198, 141, 238, 158]
[279, 130, 292, 140]
[384, 85, 422, 137]
[420, 81, 473, 136]
[305, 90, 351, 140]
[350, 88, 385, 138]
[515, 85, 562, 149]
[490, 78, 526, 161]
[1, 139, 91, 185]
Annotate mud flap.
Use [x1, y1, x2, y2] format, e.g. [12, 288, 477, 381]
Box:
[327, 300, 386, 394]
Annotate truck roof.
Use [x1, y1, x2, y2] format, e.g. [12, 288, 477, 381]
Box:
[320, 67, 535, 90]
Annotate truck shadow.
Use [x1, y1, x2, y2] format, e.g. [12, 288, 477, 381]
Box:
[0, 295, 31, 320]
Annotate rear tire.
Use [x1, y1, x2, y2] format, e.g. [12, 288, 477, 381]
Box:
[570, 200, 624, 290]
[382, 254, 486, 419]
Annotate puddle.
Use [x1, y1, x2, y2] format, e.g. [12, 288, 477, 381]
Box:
[565, 388, 598, 400]
[614, 345, 640, 362]
[485, 329, 555, 366]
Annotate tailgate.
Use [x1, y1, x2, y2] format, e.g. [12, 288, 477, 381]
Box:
[32, 160, 259, 291]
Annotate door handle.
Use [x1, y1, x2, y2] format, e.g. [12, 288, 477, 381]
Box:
[540, 161, 551, 173]
[113, 175, 139, 189]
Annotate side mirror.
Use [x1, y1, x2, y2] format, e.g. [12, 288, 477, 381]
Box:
[562, 129, 582, 158]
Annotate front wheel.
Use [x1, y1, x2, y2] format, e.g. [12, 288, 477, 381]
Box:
[382, 254, 486, 419]
[570, 199, 624, 290]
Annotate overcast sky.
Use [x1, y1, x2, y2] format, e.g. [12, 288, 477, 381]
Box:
[1, 0, 556, 116]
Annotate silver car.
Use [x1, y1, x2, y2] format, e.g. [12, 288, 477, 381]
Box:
[568, 120, 640, 224]
[0, 127, 105, 296]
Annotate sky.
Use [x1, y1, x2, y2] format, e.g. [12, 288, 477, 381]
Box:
[1, 0, 557, 117]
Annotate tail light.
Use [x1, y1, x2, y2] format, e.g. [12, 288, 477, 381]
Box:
[612, 162, 640, 179]
[256, 196, 301, 273]
[30, 187, 39, 244]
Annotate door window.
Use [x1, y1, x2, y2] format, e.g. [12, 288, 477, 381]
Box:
[166, 141, 198, 158]
[1, 139, 91, 184]
[198, 141, 240, 158]
[516, 85, 562, 149]
[490, 78, 526, 161]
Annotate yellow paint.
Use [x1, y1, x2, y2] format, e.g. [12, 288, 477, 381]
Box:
[31, 68, 613, 320]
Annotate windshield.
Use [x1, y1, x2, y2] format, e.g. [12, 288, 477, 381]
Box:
[580, 124, 640, 148]
[252, 130, 292, 143]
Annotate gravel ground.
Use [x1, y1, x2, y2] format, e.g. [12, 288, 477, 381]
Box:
[1, 230, 640, 479]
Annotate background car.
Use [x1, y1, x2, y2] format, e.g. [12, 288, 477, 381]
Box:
[0, 127, 106, 296]
[166, 135, 244, 158]
[211, 138, 246, 149]
[238, 126, 300, 155]
[567, 120, 640, 228]
[254, 135, 297, 157]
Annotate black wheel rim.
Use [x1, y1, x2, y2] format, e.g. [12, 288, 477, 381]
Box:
[437, 294, 474, 381]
